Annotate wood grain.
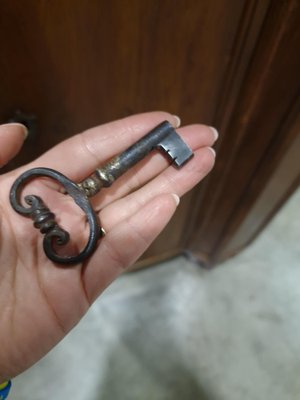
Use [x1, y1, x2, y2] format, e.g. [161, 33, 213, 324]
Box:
[188, 0, 300, 265]
[0, 0, 299, 268]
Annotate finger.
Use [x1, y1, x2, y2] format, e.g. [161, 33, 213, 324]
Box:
[91, 124, 217, 209]
[99, 146, 215, 230]
[23, 112, 180, 180]
[0, 123, 28, 167]
[82, 193, 180, 303]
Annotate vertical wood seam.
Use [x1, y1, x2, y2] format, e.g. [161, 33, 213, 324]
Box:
[182, 0, 269, 247]
[212, 87, 300, 257]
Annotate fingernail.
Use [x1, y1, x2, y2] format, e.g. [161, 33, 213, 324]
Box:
[171, 193, 180, 206]
[208, 147, 216, 157]
[173, 115, 181, 128]
[1, 123, 28, 139]
[209, 126, 219, 141]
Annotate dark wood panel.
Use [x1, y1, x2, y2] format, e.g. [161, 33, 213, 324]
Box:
[0, 0, 298, 268]
[218, 124, 300, 261]
[0, 0, 246, 262]
[187, 0, 300, 266]
[183, 0, 271, 249]
[0, 0, 244, 156]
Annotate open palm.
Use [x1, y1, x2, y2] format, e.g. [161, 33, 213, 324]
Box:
[0, 111, 216, 382]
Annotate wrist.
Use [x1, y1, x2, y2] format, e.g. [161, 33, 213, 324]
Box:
[0, 380, 12, 399]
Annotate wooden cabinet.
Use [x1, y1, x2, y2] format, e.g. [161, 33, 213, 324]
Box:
[1, 0, 299, 267]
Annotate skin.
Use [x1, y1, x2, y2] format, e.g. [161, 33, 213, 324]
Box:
[0, 111, 217, 382]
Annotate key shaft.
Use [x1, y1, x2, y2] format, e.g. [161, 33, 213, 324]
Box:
[79, 121, 193, 197]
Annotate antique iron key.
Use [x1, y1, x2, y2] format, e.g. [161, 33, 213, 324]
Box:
[10, 121, 193, 265]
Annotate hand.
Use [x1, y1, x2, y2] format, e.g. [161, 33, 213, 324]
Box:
[0, 112, 217, 381]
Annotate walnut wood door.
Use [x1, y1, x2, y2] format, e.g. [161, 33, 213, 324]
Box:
[1, 0, 299, 268]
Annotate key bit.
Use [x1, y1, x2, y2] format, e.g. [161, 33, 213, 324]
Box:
[10, 121, 194, 265]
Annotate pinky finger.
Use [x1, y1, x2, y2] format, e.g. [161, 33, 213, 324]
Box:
[82, 193, 180, 303]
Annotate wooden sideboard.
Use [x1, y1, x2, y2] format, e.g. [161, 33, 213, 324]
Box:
[1, 0, 299, 267]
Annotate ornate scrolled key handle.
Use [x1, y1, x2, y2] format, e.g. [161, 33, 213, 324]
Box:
[10, 168, 103, 265]
[10, 121, 193, 265]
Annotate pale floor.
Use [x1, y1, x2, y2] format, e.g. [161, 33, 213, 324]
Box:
[11, 188, 300, 400]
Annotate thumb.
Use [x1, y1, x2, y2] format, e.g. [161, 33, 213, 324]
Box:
[0, 123, 28, 167]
